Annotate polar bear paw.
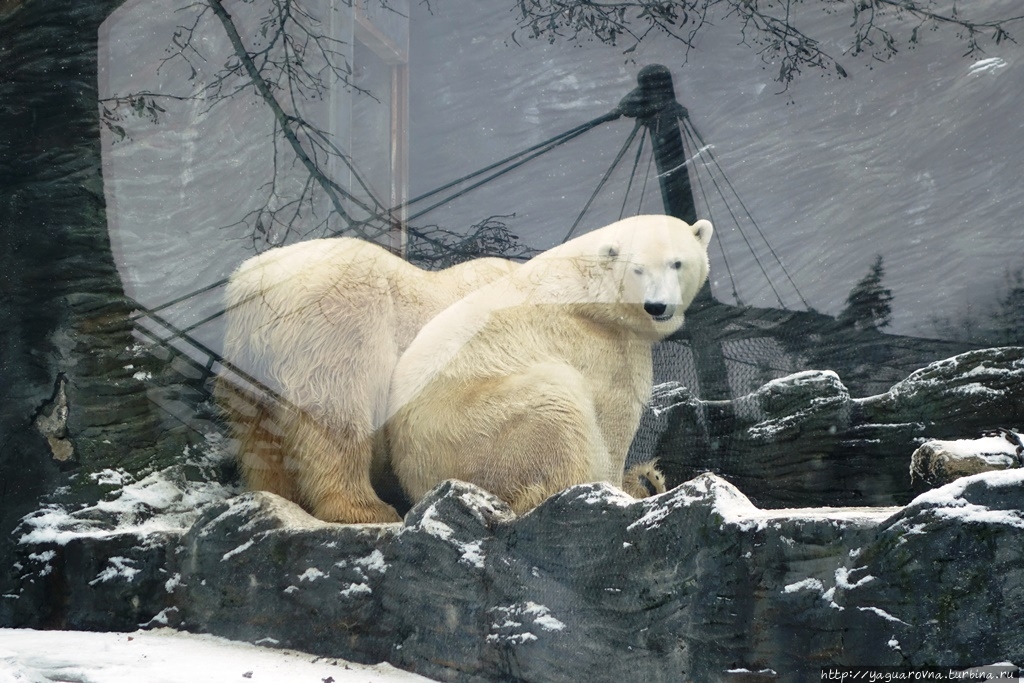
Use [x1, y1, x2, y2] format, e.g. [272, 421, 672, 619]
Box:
[312, 494, 402, 525]
[622, 459, 667, 498]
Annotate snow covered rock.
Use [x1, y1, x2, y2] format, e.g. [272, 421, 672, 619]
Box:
[6, 469, 1024, 680]
[3, 347, 1023, 681]
[910, 431, 1023, 487]
[647, 346, 1024, 508]
[838, 469, 1024, 666]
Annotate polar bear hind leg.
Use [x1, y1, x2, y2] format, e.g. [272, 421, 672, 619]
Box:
[284, 407, 402, 524]
[493, 364, 616, 512]
[216, 381, 298, 502]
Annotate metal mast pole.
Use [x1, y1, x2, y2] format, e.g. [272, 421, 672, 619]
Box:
[619, 65, 731, 399]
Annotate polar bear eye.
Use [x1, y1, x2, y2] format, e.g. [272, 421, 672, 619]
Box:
[633, 266, 645, 275]
[671, 260, 683, 270]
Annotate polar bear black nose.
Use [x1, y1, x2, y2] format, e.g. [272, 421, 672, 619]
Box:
[644, 301, 668, 318]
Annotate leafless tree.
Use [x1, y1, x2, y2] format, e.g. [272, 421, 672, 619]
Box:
[102, 0, 538, 260]
[103, 0, 395, 247]
[513, 0, 1024, 88]
[407, 215, 540, 268]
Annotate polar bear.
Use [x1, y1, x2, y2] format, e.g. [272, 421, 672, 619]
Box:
[215, 237, 518, 524]
[382, 215, 713, 513]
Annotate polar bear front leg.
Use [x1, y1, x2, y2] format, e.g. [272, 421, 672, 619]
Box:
[621, 459, 667, 498]
[475, 363, 617, 514]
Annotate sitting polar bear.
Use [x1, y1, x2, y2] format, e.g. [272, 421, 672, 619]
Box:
[382, 215, 713, 514]
[216, 237, 518, 524]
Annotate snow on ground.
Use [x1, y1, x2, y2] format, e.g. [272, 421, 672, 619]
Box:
[0, 628, 433, 683]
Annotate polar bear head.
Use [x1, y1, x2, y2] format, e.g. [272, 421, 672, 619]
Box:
[602, 214, 713, 338]
[530, 215, 713, 340]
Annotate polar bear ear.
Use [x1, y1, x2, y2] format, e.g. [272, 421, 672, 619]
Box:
[691, 219, 714, 249]
[599, 243, 620, 261]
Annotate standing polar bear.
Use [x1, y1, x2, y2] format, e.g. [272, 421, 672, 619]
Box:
[216, 237, 518, 524]
[383, 215, 713, 513]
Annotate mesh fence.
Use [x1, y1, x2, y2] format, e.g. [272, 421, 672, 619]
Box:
[627, 301, 980, 469]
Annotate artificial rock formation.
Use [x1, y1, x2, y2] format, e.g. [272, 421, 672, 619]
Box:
[4, 470, 1024, 680]
[910, 430, 1023, 487]
[2, 347, 1022, 681]
[642, 346, 1024, 508]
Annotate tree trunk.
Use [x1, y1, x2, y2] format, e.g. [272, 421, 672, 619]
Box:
[0, 0, 159, 575]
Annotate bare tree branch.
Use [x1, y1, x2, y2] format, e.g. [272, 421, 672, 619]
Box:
[206, 0, 362, 229]
[104, 0, 401, 250]
[406, 215, 540, 267]
[513, 0, 1024, 87]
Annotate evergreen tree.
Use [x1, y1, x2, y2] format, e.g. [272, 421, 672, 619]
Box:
[838, 255, 893, 330]
[994, 267, 1024, 345]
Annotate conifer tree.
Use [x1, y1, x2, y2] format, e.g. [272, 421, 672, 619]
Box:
[838, 255, 893, 330]
[994, 267, 1024, 345]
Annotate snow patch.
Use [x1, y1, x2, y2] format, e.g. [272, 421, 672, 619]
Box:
[414, 504, 455, 540]
[459, 540, 485, 569]
[26, 551, 56, 577]
[626, 474, 897, 534]
[89, 557, 141, 585]
[352, 549, 388, 574]
[456, 489, 503, 514]
[573, 485, 633, 507]
[627, 504, 672, 530]
[487, 602, 566, 644]
[782, 578, 824, 594]
[485, 632, 537, 644]
[340, 582, 372, 598]
[408, 503, 488, 570]
[221, 539, 255, 562]
[919, 434, 1020, 466]
[0, 628, 433, 682]
[164, 573, 183, 593]
[297, 567, 327, 582]
[528, 604, 564, 629]
[145, 606, 179, 627]
[858, 606, 909, 625]
[835, 566, 875, 590]
[18, 434, 237, 548]
[335, 549, 390, 585]
[903, 469, 1024, 529]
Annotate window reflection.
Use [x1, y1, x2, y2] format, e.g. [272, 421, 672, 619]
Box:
[92, 0, 1022, 511]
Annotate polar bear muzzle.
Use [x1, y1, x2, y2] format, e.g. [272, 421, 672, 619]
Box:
[644, 301, 676, 321]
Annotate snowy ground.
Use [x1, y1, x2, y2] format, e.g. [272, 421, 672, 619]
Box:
[0, 628, 433, 683]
